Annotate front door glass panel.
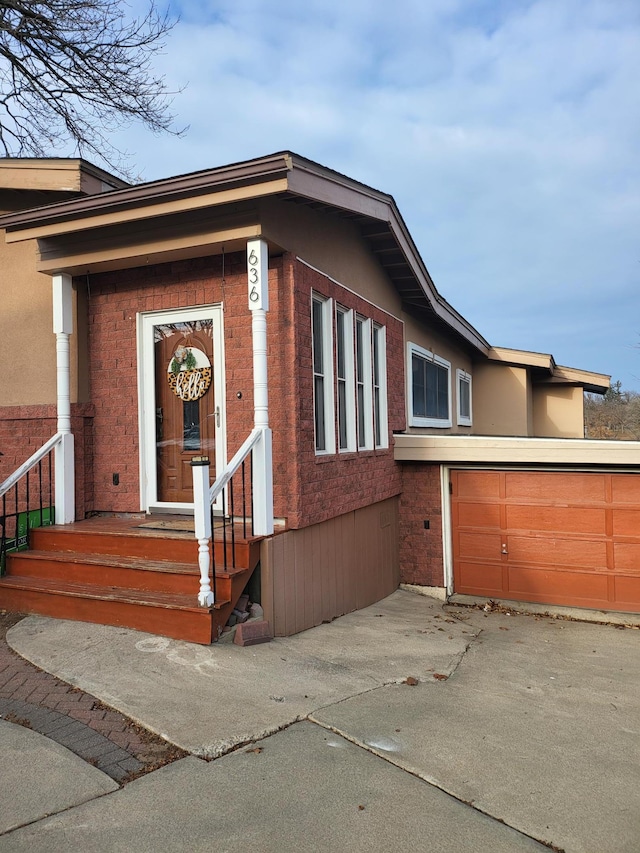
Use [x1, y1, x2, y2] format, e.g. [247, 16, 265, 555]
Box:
[154, 319, 214, 503]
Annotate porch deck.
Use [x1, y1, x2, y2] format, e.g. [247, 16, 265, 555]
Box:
[0, 514, 262, 644]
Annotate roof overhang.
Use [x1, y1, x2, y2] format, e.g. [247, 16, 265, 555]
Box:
[0, 157, 128, 195]
[488, 346, 609, 393]
[0, 151, 490, 356]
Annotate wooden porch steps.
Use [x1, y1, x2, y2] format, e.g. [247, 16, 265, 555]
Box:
[0, 516, 261, 645]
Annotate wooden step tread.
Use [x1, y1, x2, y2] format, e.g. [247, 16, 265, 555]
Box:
[0, 575, 230, 612]
[13, 550, 249, 577]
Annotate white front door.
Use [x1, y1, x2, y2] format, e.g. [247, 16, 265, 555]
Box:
[138, 306, 226, 513]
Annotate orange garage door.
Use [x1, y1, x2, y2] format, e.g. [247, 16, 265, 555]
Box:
[451, 470, 640, 613]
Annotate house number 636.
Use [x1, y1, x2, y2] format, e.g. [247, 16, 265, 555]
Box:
[248, 250, 260, 299]
[247, 239, 268, 311]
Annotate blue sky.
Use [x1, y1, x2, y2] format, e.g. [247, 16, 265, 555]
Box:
[111, 0, 640, 389]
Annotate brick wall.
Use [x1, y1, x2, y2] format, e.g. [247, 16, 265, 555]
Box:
[398, 463, 445, 586]
[84, 253, 258, 514]
[288, 258, 406, 528]
[0, 404, 94, 520]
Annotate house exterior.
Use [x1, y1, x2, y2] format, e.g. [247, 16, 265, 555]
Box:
[1, 152, 639, 640]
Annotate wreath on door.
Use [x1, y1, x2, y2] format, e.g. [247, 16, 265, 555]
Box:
[167, 345, 212, 401]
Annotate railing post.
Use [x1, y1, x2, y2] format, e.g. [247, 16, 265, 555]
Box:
[247, 239, 274, 536]
[53, 273, 75, 524]
[191, 456, 214, 607]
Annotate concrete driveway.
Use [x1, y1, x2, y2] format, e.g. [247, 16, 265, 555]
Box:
[2, 590, 639, 852]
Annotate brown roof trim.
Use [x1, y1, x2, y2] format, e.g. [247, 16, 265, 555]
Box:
[0, 152, 293, 230]
[0, 150, 491, 356]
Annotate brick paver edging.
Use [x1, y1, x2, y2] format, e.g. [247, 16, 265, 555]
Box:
[0, 615, 187, 782]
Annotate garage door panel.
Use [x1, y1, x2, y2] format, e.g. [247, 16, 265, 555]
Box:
[457, 531, 502, 560]
[455, 561, 503, 595]
[455, 470, 501, 499]
[612, 509, 640, 537]
[451, 470, 640, 614]
[505, 472, 606, 504]
[507, 536, 608, 570]
[614, 576, 640, 606]
[507, 567, 609, 603]
[611, 475, 640, 505]
[613, 542, 640, 573]
[457, 503, 501, 528]
[506, 505, 606, 535]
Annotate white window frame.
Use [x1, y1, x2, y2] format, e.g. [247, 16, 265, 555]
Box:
[456, 369, 473, 426]
[312, 293, 336, 455]
[407, 342, 452, 428]
[336, 305, 356, 452]
[373, 323, 389, 449]
[355, 315, 374, 450]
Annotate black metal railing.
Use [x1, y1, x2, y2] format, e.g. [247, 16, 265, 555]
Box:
[1, 448, 55, 575]
[210, 454, 253, 580]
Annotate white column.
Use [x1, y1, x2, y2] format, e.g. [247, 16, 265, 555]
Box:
[192, 457, 214, 607]
[52, 274, 75, 524]
[247, 239, 274, 536]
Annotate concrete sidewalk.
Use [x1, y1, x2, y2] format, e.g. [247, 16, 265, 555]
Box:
[2, 590, 639, 852]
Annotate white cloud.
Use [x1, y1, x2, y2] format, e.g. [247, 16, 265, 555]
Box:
[112, 0, 640, 387]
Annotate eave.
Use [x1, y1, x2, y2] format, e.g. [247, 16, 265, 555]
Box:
[0, 151, 490, 356]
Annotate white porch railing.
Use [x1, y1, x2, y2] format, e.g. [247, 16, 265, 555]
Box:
[191, 426, 273, 607]
[0, 433, 63, 571]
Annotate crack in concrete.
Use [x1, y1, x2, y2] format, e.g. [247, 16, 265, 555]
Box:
[305, 716, 563, 852]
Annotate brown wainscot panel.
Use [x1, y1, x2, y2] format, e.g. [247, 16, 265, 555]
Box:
[260, 497, 400, 637]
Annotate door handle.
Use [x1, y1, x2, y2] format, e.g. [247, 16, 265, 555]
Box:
[501, 543, 508, 555]
[215, 406, 220, 428]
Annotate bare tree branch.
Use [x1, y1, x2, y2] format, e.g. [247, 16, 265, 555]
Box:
[0, 0, 186, 178]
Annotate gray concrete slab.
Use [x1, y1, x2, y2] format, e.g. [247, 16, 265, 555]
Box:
[0, 719, 118, 835]
[0, 723, 547, 853]
[7, 591, 475, 756]
[312, 607, 640, 853]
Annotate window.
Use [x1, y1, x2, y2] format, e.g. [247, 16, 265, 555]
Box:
[408, 342, 452, 428]
[457, 369, 472, 426]
[312, 295, 388, 455]
[373, 324, 388, 448]
[312, 294, 335, 453]
[355, 315, 373, 450]
[336, 306, 356, 452]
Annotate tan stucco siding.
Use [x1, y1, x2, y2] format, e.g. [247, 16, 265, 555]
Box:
[0, 238, 74, 406]
[532, 385, 585, 438]
[472, 363, 530, 436]
[403, 314, 474, 435]
[260, 197, 403, 317]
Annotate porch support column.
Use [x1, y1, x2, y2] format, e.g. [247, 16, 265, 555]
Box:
[247, 239, 274, 536]
[53, 273, 75, 524]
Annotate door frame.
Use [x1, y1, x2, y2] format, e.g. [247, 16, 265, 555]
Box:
[137, 305, 227, 514]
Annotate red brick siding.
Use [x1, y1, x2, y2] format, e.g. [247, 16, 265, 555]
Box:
[398, 463, 445, 586]
[288, 258, 406, 528]
[84, 253, 258, 514]
[0, 404, 93, 520]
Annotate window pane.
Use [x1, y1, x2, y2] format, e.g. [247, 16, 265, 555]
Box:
[436, 364, 448, 419]
[336, 310, 345, 378]
[459, 377, 470, 419]
[412, 354, 426, 417]
[426, 361, 438, 417]
[411, 350, 450, 422]
[314, 375, 325, 451]
[338, 381, 348, 449]
[183, 400, 201, 450]
[312, 299, 323, 373]
[374, 387, 381, 446]
[357, 384, 366, 446]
